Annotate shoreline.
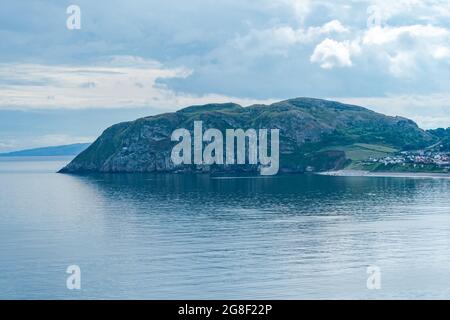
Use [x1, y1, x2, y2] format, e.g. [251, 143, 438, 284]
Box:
[317, 169, 450, 179]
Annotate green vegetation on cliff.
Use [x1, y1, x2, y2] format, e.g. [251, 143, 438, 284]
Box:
[60, 98, 438, 174]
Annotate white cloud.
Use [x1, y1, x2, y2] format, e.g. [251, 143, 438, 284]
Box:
[388, 51, 417, 78]
[315, 20, 350, 34]
[0, 141, 13, 149]
[310, 39, 360, 69]
[269, 0, 312, 22]
[231, 20, 349, 56]
[288, 0, 311, 21]
[363, 25, 449, 45]
[432, 46, 450, 59]
[307, 23, 450, 76]
[0, 56, 273, 110]
[367, 0, 450, 22]
[359, 24, 450, 77]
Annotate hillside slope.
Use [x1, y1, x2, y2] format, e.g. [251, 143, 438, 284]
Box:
[60, 98, 436, 174]
[0, 143, 91, 157]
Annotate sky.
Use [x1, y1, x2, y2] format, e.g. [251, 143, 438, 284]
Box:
[1, 0, 450, 152]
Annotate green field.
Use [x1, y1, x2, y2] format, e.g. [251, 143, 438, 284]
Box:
[321, 143, 398, 161]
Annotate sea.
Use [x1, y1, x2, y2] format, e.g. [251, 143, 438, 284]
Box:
[1, 156, 450, 299]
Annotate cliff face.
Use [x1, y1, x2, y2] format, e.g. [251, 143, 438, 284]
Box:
[59, 98, 436, 174]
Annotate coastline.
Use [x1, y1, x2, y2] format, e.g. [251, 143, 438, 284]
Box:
[317, 169, 450, 179]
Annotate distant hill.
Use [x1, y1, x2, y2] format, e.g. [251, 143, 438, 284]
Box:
[427, 128, 450, 151]
[60, 97, 438, 174]
[0, 143, 91, 157]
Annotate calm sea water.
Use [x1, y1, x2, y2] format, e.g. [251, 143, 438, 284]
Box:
[1, 156, 450, 299]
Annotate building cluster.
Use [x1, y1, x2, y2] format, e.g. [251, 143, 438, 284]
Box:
[367, 151, 450, 169]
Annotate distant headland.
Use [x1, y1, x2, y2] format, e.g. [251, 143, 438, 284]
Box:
[0, 143, 91, 158]
[59, 98, 450, 175]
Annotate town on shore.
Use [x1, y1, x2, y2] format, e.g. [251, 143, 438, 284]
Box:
[359, 150, 450, 173]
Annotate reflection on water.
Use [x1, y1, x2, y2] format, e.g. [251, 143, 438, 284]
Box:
[1, 157, 450, 299]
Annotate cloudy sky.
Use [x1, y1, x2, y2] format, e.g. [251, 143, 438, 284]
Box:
[1, 0, 450, 151]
